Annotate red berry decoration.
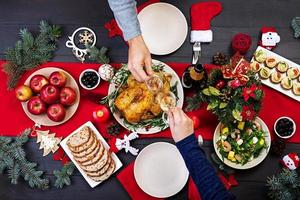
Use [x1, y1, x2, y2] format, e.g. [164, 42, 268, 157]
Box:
[232, 33, 252, 54]
[215, 80, 226, 90]
[92, 105, 110, 123]
[190, 115, 200, 129]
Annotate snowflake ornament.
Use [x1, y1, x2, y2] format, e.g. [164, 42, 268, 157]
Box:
[66, 27, 96, 62]
[79, 30, 95, 45]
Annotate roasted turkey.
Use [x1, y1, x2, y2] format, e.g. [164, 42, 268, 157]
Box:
[114, 72, 172, 123]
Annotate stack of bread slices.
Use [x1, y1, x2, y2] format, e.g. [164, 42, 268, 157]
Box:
[67, 126, 115, 182]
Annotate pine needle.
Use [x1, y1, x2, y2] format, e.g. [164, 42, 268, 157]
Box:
[2, 20, 61, 90]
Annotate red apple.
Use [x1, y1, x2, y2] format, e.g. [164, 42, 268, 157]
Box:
[27, 96, 47, 115]
[49, 71, 67, 88]
[40, 85, 60, 104]
[29, 75, 49, 93]
[190, 115, 200, 129]
[15, 85, 33, 102]
[47, 103, 66, 122]
[60, 87, 76, 106]
[92, 105, 110, 123]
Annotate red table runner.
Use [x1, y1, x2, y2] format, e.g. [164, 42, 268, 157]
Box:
[0, 60, 299, 143]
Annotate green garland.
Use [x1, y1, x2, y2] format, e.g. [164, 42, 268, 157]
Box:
[53, 162, 76, 189]
[86, 45, 110, 64]
[266, 168, 300, 200]
[2, 20, 61, 89]
[0, 129, 49, 190]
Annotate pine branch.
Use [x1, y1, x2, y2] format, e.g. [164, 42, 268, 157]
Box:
[53, 162, 76, 188]
[266, 168, 300, 200]
[2, 20, 61, 90]
[185, 92, 205, 111]
[0, 128, 49, 190]
[87, 45, 110, 64]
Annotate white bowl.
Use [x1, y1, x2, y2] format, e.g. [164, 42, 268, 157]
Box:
[79, 69, 100, 90]
[274, 116, 296, 139]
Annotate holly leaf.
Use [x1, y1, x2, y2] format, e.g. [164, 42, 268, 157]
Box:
[208, 86, 221, 96]
[219, 102, 228, 109]
[202, 88, 211, 96]
[232, 109, 242, 121]
[207, 101, 219, 110]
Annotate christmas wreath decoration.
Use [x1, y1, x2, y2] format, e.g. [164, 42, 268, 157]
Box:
[186, 52, 264, 126]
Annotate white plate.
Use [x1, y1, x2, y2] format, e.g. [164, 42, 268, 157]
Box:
[21, 67, 80, 126]
[60, 121, 123, 188]
[134, 142, 189, 198]
[108, 59, 184, 134]
[138, 3, 188, 55]
[251, 46, 300, 102]
[213, 117, 271, 170]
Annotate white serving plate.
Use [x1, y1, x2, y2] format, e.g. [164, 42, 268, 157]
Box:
[213, 117, 271, 170]
[108, 59, 184, 134]
[60, 121, 123, 188]
[21, 67, 80, 126]
[251, 46, 300, 102]
[138, 3, 188, 55]
[134, 142, 189, 198]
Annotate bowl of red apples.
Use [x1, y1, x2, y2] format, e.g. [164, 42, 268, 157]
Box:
[15, 67, 80, 126]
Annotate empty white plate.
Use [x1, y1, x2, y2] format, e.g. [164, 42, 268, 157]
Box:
[134, 142, 189, 198]
[138, 3, 188, 55]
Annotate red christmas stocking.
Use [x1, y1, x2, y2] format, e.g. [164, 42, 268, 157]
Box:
[190, 2, 222, 43]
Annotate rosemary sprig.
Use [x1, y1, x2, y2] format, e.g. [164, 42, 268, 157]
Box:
[122, 114, 168, 131]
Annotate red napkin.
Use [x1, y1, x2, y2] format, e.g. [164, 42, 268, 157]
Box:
[117, 162, 201, 200]
[104, 0, 160, 40]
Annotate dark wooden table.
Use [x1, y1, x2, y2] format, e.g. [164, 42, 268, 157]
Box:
[0, 0, 300, 199]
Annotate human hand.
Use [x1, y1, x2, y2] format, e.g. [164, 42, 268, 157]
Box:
[168, 107, 194, 143]
[128, 35, 153, 82]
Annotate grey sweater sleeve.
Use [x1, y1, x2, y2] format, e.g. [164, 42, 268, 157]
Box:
[107, 0, 141, 41]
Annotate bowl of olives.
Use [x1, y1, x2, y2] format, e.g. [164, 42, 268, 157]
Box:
[274, 116, 296, 139]
[79, 69, 100, 90]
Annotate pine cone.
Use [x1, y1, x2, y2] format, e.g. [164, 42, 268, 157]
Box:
[107, 123, 121, 136]
[219, 89, 232, 101]
[270, 138, 287, 156]
[212, 53, 229, 65]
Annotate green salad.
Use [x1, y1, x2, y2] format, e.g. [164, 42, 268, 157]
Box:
[217, 120, 268, 165]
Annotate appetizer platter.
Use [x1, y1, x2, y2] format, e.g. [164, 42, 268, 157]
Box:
[102, 60, 184, 134]
[251, 46, 300, 102]
[213, 117, 271, 169]
[60, 121, 123, 188]
[20, 67, 80, 126]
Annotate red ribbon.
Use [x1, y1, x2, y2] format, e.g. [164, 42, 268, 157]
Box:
[217, 172, 238, 190]
[53, 147, 70, 165]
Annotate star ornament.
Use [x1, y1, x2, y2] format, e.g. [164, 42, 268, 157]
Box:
[36, 130, 62, 156]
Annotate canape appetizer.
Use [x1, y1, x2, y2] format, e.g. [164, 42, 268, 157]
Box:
[277, 61, 289, 73]
[287, 67, 300, 79]
[270, 71, 283, 84]
[281, 77, 293, 90]
[254, 50, 267, 63]
[259, 67, 271, 79]
[265, 57, 277, 68]
[250, 61, 262, 73]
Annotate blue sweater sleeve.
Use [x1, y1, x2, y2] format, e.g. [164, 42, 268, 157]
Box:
[107, 0, 141, 41]
[176, 134, 233, 200]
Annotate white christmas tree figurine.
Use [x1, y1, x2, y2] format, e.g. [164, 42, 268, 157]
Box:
[36, 130, 62, 156]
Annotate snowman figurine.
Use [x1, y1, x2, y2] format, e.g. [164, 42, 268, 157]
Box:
[281, 152, 299, 170]
[259, 27, 280, 50]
